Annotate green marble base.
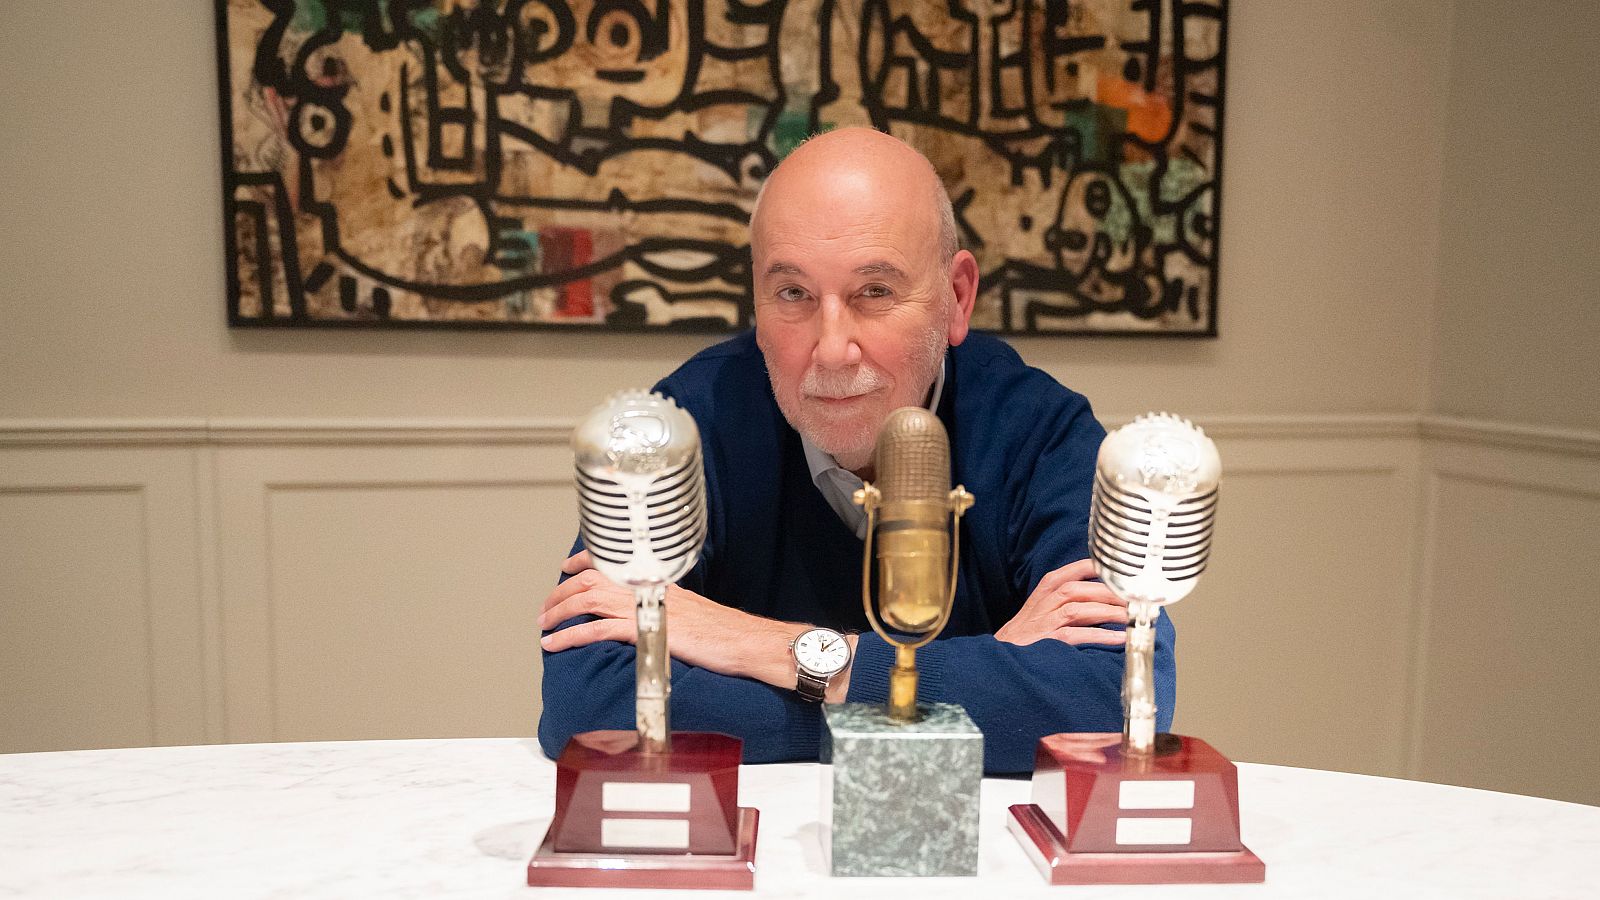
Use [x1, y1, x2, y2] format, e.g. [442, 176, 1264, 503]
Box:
[821, 702, 983, 877]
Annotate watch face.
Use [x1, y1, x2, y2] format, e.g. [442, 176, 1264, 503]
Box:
[794, 628, 850, 676]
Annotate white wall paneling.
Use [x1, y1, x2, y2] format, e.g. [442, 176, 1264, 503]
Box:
[1409, 418, 1600, 806]
[210, 426, 573, 744]
[1164, 417, 1423, 779]
[0, 416, 1424, 778]
[0, 442, 207, 752]
[4, 414, 1599, 807]
[0, 421, 575, 751]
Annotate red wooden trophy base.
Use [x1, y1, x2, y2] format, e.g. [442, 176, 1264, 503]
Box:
[527, 731, 758, 890]
[1008, 732, 1263, 885]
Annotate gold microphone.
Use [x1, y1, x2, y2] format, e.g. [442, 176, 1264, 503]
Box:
[854, 407, 974, 721]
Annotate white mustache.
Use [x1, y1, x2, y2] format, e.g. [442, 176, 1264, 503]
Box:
[801, 365, 887, 400]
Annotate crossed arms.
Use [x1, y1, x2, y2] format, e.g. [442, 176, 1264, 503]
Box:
[537, 553, 1175, 773]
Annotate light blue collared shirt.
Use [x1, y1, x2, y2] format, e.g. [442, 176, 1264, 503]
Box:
[799, 360, 947, 538]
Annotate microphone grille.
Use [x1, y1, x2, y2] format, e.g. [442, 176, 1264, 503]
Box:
[573, 391, 706, 586]
[1089, 412, 1220, 606]
[573, 389, 700, 476]
[875, 407, 950, 503]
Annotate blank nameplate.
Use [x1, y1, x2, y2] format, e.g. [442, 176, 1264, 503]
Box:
[601, 818, 690, 849]
[1119, 779, 1195, 810]
[1115, 817, 1192, 846]
[602, 781, 692, 813]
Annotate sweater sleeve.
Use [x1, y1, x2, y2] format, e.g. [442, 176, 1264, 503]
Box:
[536, 536, 826, 763]
[537, 625, 828, 763]
[845, 615, 1175, 774]
[536, 537, 826, 763]
[842, 379, 1177, 775]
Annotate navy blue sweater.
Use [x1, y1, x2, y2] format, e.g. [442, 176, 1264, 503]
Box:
[538, 331, 1176, 774]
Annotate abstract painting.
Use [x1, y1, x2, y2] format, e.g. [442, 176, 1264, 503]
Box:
[218, 0, 1226, 334]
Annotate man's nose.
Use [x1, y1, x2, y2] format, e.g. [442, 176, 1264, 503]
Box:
[813, 297, 862, 369]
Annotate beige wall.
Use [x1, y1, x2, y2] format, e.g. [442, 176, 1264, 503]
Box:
[1431, 0, 1600, 432]
[4, 0, 1598, 807]
[1413, 0, 1600, 806]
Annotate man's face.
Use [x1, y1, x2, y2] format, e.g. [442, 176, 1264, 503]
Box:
[752, 178, 961, 472]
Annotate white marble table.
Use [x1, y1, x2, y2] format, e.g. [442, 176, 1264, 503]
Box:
[1, 738, 1597, 899]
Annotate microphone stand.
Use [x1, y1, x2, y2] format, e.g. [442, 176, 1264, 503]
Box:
[853, 482, 973, 722]
[1122, 599, 1159, 764]
[634, 582, 670, 754]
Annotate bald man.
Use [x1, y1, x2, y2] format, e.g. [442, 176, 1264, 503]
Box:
[537, 129, 1176, 774]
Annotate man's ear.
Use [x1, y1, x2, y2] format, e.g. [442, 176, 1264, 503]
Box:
[946, 249, 979, 346]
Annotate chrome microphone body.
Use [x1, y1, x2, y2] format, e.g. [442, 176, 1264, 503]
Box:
[855, 407, 973, 721]
[572, 390, 706, 753]
[1088, 412, 1220, 755]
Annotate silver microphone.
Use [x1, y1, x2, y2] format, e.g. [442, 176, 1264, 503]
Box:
[1088, 412, 1220, 754]
[572, 390, 707, 752]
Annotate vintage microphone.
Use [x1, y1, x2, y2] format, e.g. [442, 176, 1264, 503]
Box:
[820, 407, 985, 878]
[571, 390, 707, 754]
[854, 407, 974, 721]
[1007, 416, 1261, 884]
[532, 391, 758, 887]
[1088, 412, 1220, 755]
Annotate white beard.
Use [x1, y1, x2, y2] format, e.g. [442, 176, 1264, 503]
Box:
[769, 323, 947, 473]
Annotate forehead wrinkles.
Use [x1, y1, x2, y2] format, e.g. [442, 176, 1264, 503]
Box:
[756, 230, 927, 279]
[757, 208, 897, 249]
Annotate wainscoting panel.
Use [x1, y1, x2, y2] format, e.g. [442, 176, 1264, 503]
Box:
[1165, 427, 1423, 778]
[1411, 424, 1600, 805]
[213, 440, 573, 744]
[0, 445, 206, 752]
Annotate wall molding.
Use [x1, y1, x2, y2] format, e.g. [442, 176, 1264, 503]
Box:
[0, 420, 211, 446]
[0, 418, 573, 447]
[9, 413, 1593, 451]
[0, 412, 1431, 447]
[1420, 415, 1600, 458]
[1105, 412, 1420, 440]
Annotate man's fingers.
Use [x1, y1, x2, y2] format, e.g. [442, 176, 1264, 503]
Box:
[540, 617, 635, 653]
[1056, 626, 1128, 647]
[540, 577, 584, 614]
[1032, 558, 1100, 598]
[1061, 601, 1132, 626]
[542, 568, 608, 613]
[1057, 558, 1099, 581]
[561, 550, 594, 575]
[539, 594, 582, 631]
[1059, 581, 1128, 607]
[540, 582, 633, 630]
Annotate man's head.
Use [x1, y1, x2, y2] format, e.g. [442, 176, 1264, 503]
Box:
[750, 128, 979, 474]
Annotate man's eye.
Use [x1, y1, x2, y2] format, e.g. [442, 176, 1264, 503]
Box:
[777, 286, 809, 302]
[860, 284, 893, 300]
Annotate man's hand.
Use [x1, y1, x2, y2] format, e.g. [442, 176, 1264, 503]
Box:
[995, 559, 1129, 647]
[539, 550, 811, 691]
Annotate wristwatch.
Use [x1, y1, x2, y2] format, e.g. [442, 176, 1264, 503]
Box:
[790, 627, 852, 702]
